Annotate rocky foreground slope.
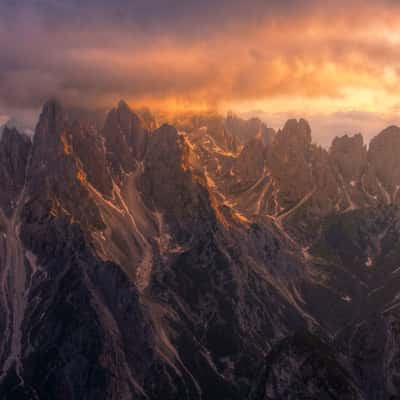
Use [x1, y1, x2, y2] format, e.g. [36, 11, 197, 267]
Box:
[0, 100, 400, 399]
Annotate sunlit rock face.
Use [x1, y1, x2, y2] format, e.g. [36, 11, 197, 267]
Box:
[1, 100, 400, 399]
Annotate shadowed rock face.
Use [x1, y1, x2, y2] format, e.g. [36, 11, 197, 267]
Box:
[13, 217, 157, 400]
[1, 101, 400, 399]
[103, 100, 148, 179]
[266, 119, 314, 209]
[70, 118, 113, 197]
[368, 126, 400, 200]
[25, 99, 106, 230]
[249, 331, 362, 400]
[139, 124, 214, 242]
[234, 137, 266, 185]
[225, 113, 275, 146]
[0, 127, 31, 217]
[330, 133, 367, 181]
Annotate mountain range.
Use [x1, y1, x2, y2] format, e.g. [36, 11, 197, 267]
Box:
[1, 99, 400, 399]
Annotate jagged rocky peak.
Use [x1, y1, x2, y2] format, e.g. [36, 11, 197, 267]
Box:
[306, 144, 340, 212]
[69, 116, 113, 197]
[0, 125, 31, 147]
[32, 99, 103, 170]
[0, 126, 31, 216]
[0, 117, 32, 137]
[32, 99, 113, 197]
[368, 125, 400, 197]
[137, 107, 158, 131]
[234, 136, 266, 185]
[277, 118, 312, 149]
[66, 107, 108, 132]
[41, 97, 64, 118]
[23, 99, 105, 229]
[34, 98, 66, 143]
[266, 118, 314, 207]
[28, 98, 69, 175]
[140, 124, 191, 205]
[103, 99, 148, 178]
[330, 133, 367, 181]
[225, 112, 275, 145]
[260, 126, 276, 146]
[196, 113, 237, 152]
[140, 123, 212, 240]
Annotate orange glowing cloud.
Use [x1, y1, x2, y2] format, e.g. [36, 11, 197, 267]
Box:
[1, 0, 400, 142]
[53, 8, 400, 115]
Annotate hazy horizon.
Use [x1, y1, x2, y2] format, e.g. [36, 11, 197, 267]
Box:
[1, 101, 399, 148]
[2, 0, 400, 146]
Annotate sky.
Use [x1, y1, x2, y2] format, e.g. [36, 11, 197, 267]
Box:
[1, 0, 400, 145]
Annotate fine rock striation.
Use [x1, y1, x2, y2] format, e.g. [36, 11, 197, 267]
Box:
[0, 100, 400, 399]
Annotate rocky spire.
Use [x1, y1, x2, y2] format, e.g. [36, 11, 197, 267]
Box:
[330, 133, 367, 181]
[368, 125, 400, 199]
[103, 100, 148, 179]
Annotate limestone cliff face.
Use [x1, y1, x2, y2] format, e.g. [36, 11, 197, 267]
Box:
[234, 137, 266, 186]
[0, 127, 31, 217]
[139, 124, 214, 242]
[330, 133, 367, 181]
[103, 100, 148, 179]
[266, 119, 314, 208]
[368, 126, 400, 203]
[24, 99, 105, 230]
[1, 101, 400, 399]
[69, 117, 112, 197]
[249, 331, 363, 400]
[225, 113, 275, 146]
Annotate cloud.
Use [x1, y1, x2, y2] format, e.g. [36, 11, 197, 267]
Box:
[1, 0, 400, 142]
